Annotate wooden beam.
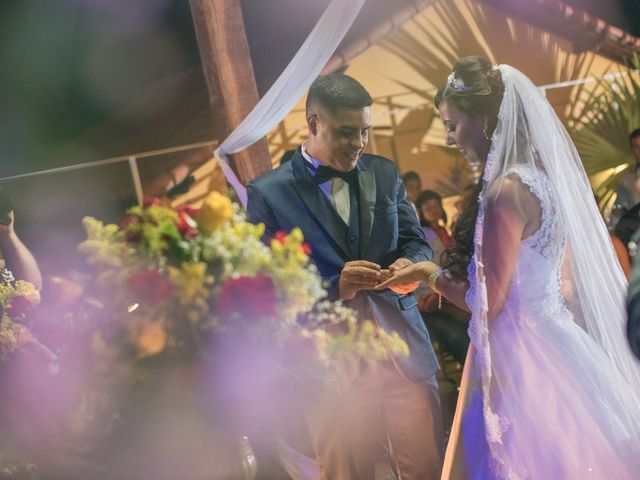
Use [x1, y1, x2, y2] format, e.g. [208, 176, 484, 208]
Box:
[190, 0, 272, 186]
[481, 0, 640, 64]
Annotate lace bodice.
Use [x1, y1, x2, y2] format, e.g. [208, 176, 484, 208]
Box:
[500, 165, 568, 322]
[515, 166, 563, 261]
[465, 165, 567, 319]
[465, 164, 569, 444]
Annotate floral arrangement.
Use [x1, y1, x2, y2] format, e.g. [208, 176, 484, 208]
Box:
[0, 270, 41, 479]
[75, 192, 407, 374]
[0, 193, 409, 477]
[0, 268, 39, 362]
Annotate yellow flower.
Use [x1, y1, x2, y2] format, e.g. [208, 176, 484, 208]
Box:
[168, 262, 211, 306]
[289, 228, 304, 243]
[294, 251, 308, 265]
[134, 321, 167, 357]
[270, 240, 284, 253]
[197, 192, 233, 233]
[14, 280, 41, 305]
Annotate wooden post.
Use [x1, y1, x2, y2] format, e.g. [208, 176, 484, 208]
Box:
[190, 0, 272, 185]
[385, 96, 400, 165]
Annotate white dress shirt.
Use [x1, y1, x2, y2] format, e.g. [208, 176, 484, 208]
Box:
[301, 143, 352, 225]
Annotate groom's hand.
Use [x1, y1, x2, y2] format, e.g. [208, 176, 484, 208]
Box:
[388, 257, 413, 271]
[338, 260, 382, 300]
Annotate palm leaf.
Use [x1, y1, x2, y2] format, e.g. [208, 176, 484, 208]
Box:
[379, 0, 593, 193]
[571, 55, 640, 202]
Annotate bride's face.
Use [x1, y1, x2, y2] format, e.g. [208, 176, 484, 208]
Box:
[438, 101, 488, 164]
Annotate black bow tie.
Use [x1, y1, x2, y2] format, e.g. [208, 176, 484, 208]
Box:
[312, 165, 359, 186]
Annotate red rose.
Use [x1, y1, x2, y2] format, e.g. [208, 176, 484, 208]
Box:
[176, 204, 200, 240]
[273, 231, 287, 244]
[128, 270, 173, 306]
[217, 275, 278, 320]
[176, 204, 199, 217]
[7, 295, 33, 318]
[301, 243, 311, 255]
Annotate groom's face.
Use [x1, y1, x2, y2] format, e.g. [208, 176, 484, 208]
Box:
[308, 106, 371, 172]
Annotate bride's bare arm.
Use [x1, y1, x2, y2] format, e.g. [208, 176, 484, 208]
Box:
[433, 175, 538, 315]
[375, 175, 538, 319]
[482, 176, 540, 321]
[375, 261, 472, 310]
[432, 272, 470, 311]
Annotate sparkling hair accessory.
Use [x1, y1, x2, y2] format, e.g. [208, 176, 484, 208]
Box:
[446, 64, 500, 94]
[446, 72, 470, 93]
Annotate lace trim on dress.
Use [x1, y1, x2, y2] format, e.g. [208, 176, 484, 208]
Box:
[470, 165, 571, 480]
[467, 69, 524, 480]
[468, 158, 516, 478]
[463, 62, 639, 480]
[507, 165, 570, 324]
[508, 165, 558, 261]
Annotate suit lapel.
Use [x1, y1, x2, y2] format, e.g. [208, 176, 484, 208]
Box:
[290, 151, 351, 259]
[357, 163, 376, 257]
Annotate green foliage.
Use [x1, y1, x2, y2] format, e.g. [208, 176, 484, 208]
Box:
[381, 0, 592, 123]
[379, 0, 594, 192]
[570, 55, 640, 206]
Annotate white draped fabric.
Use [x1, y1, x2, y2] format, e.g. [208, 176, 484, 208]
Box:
[214, 0, 367, 207]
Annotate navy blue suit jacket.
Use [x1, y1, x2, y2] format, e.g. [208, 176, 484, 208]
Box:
[247, 148, 439, 380]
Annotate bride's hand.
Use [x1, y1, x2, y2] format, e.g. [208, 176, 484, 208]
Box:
[374, 261, 440, 291]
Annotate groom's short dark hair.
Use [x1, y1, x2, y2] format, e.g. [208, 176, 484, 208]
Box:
[306, 74, 373, 114]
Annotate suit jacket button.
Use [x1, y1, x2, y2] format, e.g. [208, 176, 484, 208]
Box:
[349, 236, 357, 243]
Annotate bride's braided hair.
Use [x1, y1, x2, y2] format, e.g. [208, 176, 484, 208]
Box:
[434, 56, 504, 280]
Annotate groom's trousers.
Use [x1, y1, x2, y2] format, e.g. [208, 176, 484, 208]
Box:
[305, 361, 444, 480]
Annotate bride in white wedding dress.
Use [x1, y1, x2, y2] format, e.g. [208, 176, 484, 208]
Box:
[376, 57, 640, 479]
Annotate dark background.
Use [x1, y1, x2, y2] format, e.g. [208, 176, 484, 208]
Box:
[1, 0, 637, 177]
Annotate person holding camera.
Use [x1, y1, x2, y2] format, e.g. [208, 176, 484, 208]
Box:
[0, 187, 41, 289]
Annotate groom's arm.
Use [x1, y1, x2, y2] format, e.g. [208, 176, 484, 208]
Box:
[248, 182, 343, 302]
[247, 183, 279, 240]
[395, 174, 433, 264]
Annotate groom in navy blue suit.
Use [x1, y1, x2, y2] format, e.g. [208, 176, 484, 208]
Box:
[247, 74, 443, 479]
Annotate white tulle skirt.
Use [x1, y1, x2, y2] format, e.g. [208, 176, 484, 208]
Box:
[443, 312, 640, 480]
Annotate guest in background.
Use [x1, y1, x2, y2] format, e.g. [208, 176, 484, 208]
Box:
[627, 226, 640, 359]
[402, 170, 422, 206]
[612, 202, 640, 278]
[451, 184, 476, 227]
[0, 187, 41, 289]
[0, 188, 56, 458]
[416, 189, 452, 263]
[615, 128, 640, 210]
[611, 234, 632, 278]
[414, 189, 469, 366]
